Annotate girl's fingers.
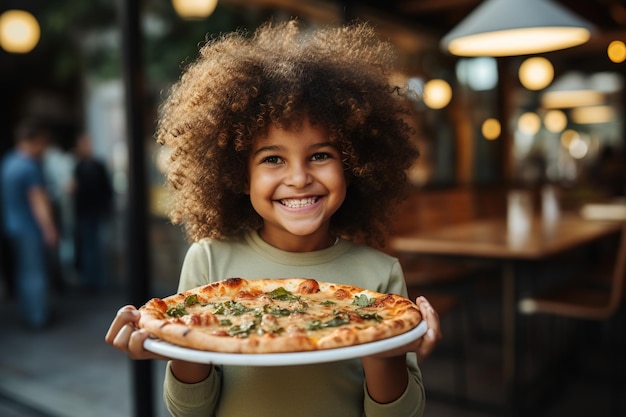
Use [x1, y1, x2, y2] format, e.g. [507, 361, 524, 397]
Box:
[105, 305, 140, 346]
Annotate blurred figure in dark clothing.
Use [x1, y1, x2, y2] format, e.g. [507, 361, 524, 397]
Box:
[71, 133, 113, 291]
[0, 118, 59, 328]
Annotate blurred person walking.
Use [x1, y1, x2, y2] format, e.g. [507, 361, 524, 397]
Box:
[0, 118, 59, 328]
[71, 132, 113, 292]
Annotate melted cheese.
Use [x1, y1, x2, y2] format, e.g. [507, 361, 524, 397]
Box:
[178, 290, 384, 340]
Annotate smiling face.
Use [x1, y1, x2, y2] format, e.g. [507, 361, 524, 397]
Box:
[246, 118, 347, 252]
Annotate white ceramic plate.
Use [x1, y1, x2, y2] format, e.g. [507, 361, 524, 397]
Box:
[144, 320, 427, 366]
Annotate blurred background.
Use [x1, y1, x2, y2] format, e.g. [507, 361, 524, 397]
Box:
[0, 1, 624, 416]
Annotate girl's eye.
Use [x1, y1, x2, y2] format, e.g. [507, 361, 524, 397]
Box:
[261, 156, 283, 164]
[311, 152, 330, 161]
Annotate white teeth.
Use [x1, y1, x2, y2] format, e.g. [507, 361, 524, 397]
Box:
[281, 197, 317, 208]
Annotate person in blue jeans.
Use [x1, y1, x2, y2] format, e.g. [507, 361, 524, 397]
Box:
[1, 118, 59, 328]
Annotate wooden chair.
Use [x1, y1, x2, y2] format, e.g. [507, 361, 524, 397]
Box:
[518, 223, 625, 320]
[517, 223, 626, 414]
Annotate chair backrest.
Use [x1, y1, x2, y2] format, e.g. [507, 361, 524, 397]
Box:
[518, 222, 626, 320]
[606, 223, 626, 314]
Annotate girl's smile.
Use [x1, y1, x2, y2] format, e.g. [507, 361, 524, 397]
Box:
[279, 197, 320, 209]
[246, 118, 347, 252]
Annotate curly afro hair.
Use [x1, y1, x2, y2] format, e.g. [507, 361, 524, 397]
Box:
[156, 19, 419, 246]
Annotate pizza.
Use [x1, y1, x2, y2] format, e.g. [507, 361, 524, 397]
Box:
[138, 277, 422, 354]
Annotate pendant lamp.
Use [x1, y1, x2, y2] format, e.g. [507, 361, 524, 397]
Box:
[541, 71, 604, 109]
[441, 0, 594, 57]
[172, 0, 218, 20]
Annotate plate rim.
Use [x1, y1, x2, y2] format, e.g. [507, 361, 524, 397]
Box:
[144, 320, 428, 366]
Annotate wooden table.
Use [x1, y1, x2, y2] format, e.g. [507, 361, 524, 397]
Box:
[388, 213, 623, 411]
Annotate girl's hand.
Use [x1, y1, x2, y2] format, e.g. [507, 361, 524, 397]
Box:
[413, 296, 442, 361]
[365, 296, 442, 361]
[104, 305, 166, 360]
[105, 305, 213, 383]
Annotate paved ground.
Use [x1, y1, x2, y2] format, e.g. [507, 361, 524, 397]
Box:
[0, 288, 170, 417]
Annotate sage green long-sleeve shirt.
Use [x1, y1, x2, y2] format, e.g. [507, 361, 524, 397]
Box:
[163, 230, 425, 417]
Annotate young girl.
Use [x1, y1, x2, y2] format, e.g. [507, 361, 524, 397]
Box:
[106, 20, 441, 417]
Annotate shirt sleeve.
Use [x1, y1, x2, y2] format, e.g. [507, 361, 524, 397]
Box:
[25, 161, 45, 190]
[363, 259, 426, 417]
[163, 362, 222, 417]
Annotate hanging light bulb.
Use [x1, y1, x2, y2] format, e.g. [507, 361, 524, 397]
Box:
[518, 57, 554, 91]
[607, 40, 626, 63]
[0, 9, 40, 54]
[423, 79, 453, 109]
[172, 0, 218, 20]
[482, 118, 501, 140]
[543, 110, 567, 133]
[518, 112, 542, 135]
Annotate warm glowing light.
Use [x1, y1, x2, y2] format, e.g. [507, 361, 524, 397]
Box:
[541, 72, 605, 108]
[441, 0, 594, 57]
[482, 118, 501, 140]
[560, 129, 579, 148]
[0, 10, 40, 53]
[517, 112, 541, 135]
[568, 137, 588, 159]
[544, 110, 567, 133]
[607, 40, 626, 63]
[518, 57, 554, 90]
[172, 0, 218, 20]
[570, 105, 616, 124]
[423, 79, 453, 109]
[542, 90, 605, 108]
[446, 27, 591, 57]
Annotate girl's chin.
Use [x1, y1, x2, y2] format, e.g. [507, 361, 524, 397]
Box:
[282, 227, 325, 238]
[265, 223, 330, 240]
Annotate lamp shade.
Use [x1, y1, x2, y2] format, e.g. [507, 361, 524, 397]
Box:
[541, 71, 605, 108]
[441, 0, 594, 57]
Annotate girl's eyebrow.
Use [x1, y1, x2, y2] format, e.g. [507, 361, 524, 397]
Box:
[252, 145, 282, 157]
[251, 142, 335, 157]
[311, 142, 335, 150]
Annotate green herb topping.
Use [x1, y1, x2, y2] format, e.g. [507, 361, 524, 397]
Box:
[166, 304, 187, 318]
[184, 294, 199, 306]
[228, 320, 256, 337]
[352, 294, 376, 307]
[213, 301, 255, 316]
[306, 313, 351, 330]
[267, 287, 300, 301]
[356, 311, 383, 322]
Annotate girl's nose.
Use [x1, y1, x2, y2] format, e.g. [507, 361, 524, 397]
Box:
[286, 163, 312, 188]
